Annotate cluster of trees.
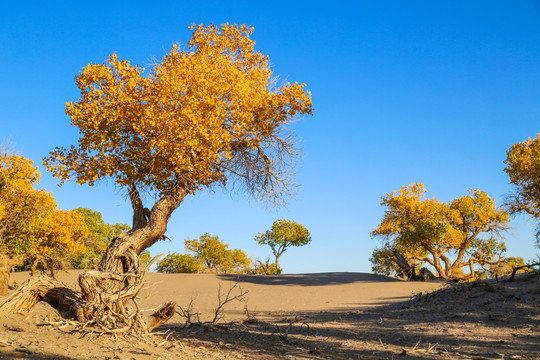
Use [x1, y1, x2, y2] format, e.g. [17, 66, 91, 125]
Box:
[370, 183, 510, 280]
[157, 233, 250, 274]
[0, 148, 129, 295]
[371, 133, 540, 281]
[156, 219, 311, 275]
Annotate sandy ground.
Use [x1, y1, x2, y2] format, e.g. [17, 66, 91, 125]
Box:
[0, 270, 538, 359]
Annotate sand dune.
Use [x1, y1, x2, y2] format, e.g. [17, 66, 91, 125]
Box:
[9, 270, 444, 321]
[3, 270, 537, 359]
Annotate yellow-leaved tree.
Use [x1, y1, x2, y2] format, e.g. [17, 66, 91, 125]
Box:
[0, 149, 87, 295]
[371, 183, 509, 280]
[504, 134, 540, 248]
[1, 24, 311, 331]
[184, 233, 251, 274]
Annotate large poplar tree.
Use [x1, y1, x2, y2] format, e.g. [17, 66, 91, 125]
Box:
[0, 24, 311, 331]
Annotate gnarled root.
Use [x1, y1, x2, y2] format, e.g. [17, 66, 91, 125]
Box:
[0, 276, 80, 316]
[0, 255, 176, 334]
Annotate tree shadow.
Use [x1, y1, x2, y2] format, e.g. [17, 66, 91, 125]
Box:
[217, 272, 413, 286]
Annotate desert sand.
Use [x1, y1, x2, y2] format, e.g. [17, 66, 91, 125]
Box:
[0, 270, 538, 359]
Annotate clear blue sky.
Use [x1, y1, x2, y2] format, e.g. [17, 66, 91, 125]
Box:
[1, 1, 539, 273]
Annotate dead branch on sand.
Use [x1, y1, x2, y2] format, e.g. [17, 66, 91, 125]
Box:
[176, 278, 249, 330]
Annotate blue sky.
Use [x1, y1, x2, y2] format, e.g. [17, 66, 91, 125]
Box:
[1, 1, 539, 273]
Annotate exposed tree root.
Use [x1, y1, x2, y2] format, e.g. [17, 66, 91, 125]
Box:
[0, 276, 79, 316]
[0, 255, 176, 335]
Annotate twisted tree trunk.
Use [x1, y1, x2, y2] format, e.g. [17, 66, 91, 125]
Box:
[0, 184, 187, 333]
[0, 253, 24, 296]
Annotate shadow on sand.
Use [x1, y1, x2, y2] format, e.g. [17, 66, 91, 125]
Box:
[217, 272, 407, 286]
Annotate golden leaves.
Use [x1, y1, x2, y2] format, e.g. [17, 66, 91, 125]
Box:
[1, 151, 88, 261]
[504, 134, 540, 220]
[44, 23, 312, 196]
[372, 182, 509, 255]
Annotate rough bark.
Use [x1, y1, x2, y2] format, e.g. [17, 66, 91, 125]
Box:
[0, 269, 8, 297]
[99, 184, 187, 275]
[0, 276, 79, 316]
[393, 251, 416, 280]
[0, 254, 24, 296]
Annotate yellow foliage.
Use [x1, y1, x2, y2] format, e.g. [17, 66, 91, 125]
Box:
[371, 182, 509, 279]
[505, 134, 540, 247]
[44, 24, 312, 197]
[0, 150, 88, 269]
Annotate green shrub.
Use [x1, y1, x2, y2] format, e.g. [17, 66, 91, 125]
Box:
[156, 253, 200, 273]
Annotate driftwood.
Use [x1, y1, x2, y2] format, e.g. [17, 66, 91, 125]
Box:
[0, 276, 79, 316]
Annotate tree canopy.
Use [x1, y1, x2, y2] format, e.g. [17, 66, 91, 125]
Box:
[504, 134, 540, 246]
[371, 183, 509, 280]
[255, 219, 311, 274]
[0, 149, 88, 289]
[44, 23, 312, 206]
[185, 233, 250, 274]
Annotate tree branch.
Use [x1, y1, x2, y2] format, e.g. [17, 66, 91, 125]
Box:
[128, 185, 147, 231]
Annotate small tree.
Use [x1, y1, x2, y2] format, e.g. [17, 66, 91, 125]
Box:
[371, 183, 509, 280]
[255, 219, 311, 274]
[156, 253, 200, 273]
[185, 233, 251, 274]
